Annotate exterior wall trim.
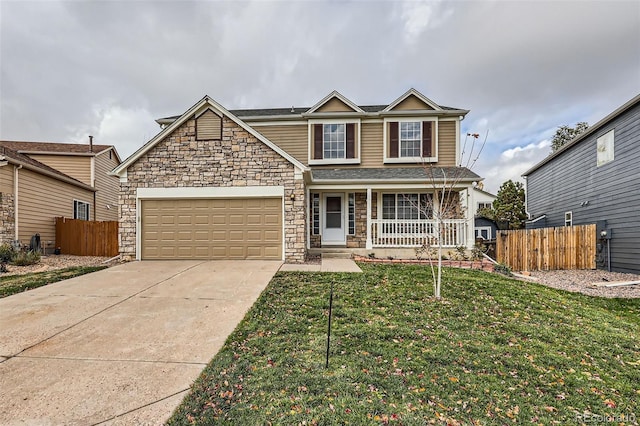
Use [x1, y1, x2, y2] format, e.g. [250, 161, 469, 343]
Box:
[136, 186, 285, 199]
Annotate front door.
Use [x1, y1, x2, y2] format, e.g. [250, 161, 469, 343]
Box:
[322, 194, 345, 245]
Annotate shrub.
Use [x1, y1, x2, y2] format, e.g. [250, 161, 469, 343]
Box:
[12, 250, 41, 266]
[493, 262, 512, 276]
[0, 243, 16, 263]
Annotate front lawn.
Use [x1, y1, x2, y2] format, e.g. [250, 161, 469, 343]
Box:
[0, 266, 107, 298]
[168, 264, 640, 425]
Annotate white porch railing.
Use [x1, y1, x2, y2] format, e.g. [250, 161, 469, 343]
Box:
[370, 219, 467, 247]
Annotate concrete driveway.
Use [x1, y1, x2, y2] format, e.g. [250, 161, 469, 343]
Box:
[0, 260, 281, 425]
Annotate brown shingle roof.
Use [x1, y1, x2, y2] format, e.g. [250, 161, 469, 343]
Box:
[0, 140, 113, 155]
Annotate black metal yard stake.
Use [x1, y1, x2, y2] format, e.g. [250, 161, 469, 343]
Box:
[325, 280, 334, 369]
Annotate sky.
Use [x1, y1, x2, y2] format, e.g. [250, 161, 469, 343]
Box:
[1, 0, 639, 193]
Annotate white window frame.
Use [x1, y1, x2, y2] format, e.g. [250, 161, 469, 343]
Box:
[475, 226, 492, 240]
[73, 200, 90, 221]
[383, 117, 438, 164]
[596, 129, 614, 167]
[564, 211, 573, 227]
[311, 193, 320, 235]
[308, 119, 361, 165]
[477, 202, 492, 211]
[380, 193, 433, 220]
[399, 121, 422, 158]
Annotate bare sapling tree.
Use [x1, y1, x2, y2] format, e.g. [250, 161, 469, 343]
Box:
[414, 131, 488, 299]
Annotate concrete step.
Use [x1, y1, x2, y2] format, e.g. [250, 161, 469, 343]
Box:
[321, 251, 352, 259]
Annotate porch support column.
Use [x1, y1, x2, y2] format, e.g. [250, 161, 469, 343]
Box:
[366, 187, 372, 249]
[465, 185, 476, 249]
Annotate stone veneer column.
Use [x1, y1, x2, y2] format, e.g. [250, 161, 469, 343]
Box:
[0, 193, 16, 244]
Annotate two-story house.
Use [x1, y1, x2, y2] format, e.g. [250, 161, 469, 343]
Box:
[523, 94, 640, 274]
[0, 140, 121, 252]
[112, 89, 482, 262]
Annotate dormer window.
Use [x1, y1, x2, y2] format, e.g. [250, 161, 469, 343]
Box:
[309, 120, 360, 165]
[385, 119, 437, 163]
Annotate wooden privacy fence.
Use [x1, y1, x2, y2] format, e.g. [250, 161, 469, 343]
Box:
[496, 224, 596, 271]
[55, 217, 119, 257]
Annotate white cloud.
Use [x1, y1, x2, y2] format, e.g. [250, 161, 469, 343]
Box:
[398, 0, 454, 44]
[67, 104, 159, 159]
[477, 140, 551, 194]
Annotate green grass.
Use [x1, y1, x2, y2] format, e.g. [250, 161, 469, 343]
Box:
[0, 266, 107, 298]
[167, 264, 640, 425]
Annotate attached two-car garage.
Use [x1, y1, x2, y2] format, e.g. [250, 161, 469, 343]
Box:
[138, 190, 283, 260]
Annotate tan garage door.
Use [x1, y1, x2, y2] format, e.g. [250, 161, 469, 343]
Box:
[141, 198, 282, 260]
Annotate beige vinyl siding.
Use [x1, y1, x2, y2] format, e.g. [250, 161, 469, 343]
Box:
[360, 121, 384, 167]
[28, 154, 92, 185]
[196, 109, 222, 140]
[94, 151, 120, 221]
[0, 166, 14, 194]
[316, 98, 354, 112]
[252, 124, 308, 165]
[392, 95, 433, 111]
[17, 168, 93, 246]
[438, 120, 457, 166]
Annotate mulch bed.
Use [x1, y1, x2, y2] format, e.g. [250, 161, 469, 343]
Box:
[353, 255, 495, 272]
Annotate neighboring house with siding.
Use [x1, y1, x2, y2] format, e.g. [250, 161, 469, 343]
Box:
[523, 94, 640, 273]
[112, 89, 483, 262]
[472, 187, 497, 241]
[0, 140, 121, 252]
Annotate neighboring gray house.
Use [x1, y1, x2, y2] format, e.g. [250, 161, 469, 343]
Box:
[523, 94, 640, 274]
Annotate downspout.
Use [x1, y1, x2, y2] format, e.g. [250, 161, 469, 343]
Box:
[14, 165, 22, 242]
[523, 176, 531, 220]
[90, 136, 96, 220]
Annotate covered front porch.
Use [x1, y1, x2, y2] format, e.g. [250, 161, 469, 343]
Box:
[306, 168, 481, 252]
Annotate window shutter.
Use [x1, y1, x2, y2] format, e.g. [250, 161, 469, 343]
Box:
[422, 121, 432, 157]
[389, 122, 399, 158]
[346, 123, 355, 159]
[313, 124, 323, 159]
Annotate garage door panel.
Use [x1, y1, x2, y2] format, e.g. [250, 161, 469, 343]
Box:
[142, 197, 282, 260]
[264, 214, 280, 225]
[229, 214, 245, 225]
[212, 214, 227, 225]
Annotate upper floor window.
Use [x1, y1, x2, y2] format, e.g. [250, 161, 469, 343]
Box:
[596, 129, 614, 167]
[477, 202, 492, 211]
[385, 120, 436, 163]
[323, 124, 345, 159]
[400, 122, 421, 157]
[310, 121, 359, 164]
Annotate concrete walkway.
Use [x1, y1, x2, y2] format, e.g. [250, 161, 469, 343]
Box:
[279, 258, 362, 273]
[0, 260, 281, 425]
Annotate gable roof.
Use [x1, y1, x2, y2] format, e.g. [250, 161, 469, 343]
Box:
[113, 95, 308, 177]
[523, 93, 640, 176]
[0, 140, 119, 160]
[155, 90, 467, 125]
[0, 145, 95, 191]
[306, 90, 365, 114]
[383, 88, 443, 112]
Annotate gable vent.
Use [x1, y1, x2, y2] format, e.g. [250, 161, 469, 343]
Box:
[196, 109, 222, 140]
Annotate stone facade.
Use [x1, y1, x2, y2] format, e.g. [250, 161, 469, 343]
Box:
[0, 193, 15, 244]
[119, 116, 306, 263]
